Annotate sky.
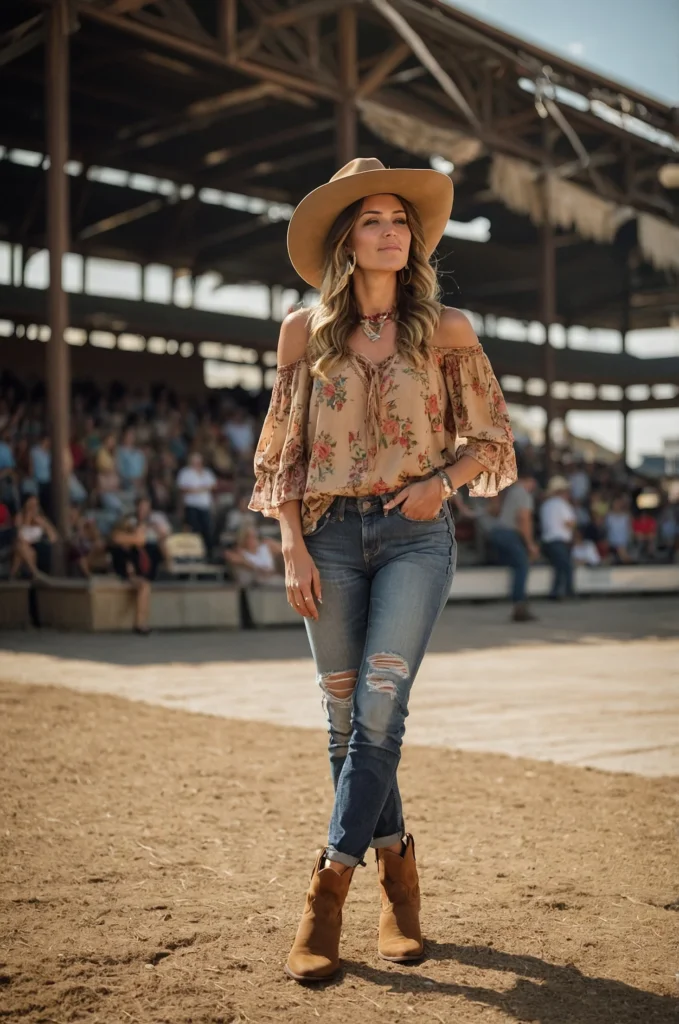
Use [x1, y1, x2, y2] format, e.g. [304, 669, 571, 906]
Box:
[445, 0, 679, 464]
[447, 0, 679, 104]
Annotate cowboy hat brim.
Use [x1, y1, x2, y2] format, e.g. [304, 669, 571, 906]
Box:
[287, 167, 453, 289]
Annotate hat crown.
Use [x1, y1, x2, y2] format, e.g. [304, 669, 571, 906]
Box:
[330, 157, 386, 183]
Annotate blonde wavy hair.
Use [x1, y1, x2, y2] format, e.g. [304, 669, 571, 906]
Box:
[307, 194, 442, 381]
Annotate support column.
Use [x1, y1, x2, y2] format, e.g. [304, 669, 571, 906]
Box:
[621, 404, 630, 467]
[336, 5, 357, 166]
[540, 178, 556, 476]
[218, 0, 237, 58]
[46, 0, 71, 552]
[620, 256, 631, 464]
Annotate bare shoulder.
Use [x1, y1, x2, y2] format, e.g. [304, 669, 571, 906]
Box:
[277, 307, 312, 365]
[433, 307, 480, 349]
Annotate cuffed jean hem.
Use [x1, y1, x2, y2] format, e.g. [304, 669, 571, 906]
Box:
[324, 847, 361, 868]
[369, 830, 404, 850]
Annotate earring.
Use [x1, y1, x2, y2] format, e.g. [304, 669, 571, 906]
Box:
[399, 264, 411, 285]
[346, 251, 356, 276]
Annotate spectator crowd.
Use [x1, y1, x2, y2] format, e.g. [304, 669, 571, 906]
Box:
[474, 443, 679, 621]
[0, 372, 676, 629]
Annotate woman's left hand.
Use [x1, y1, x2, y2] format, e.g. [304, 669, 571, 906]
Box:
[383, 477, 443, 520]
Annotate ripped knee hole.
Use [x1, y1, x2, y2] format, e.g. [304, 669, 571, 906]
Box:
[320, 669, 358, 700]
[365, 652, 409, 698]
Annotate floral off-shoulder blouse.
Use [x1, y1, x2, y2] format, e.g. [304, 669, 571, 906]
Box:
[249, 343, 516, 535]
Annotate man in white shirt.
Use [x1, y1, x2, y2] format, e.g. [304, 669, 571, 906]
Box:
[177, 452, 216, 554]
[540, 476, 576, 599]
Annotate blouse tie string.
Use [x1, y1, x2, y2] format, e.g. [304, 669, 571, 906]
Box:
[350, 352, 385, 469]
[365, 369, 383, 469]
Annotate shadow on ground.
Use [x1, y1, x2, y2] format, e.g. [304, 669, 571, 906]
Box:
[345, 941, 679, 1024]
[0, 595, 676, 667]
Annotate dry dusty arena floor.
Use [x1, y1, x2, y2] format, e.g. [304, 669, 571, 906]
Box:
[1, 596, 678, 1024]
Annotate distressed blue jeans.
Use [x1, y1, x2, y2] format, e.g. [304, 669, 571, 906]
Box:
[303, 492, 457, 868]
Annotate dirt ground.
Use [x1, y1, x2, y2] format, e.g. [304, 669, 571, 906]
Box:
[1, 679, 677, 1024]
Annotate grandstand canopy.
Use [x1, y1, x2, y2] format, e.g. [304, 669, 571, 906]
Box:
[1, 0, 678, 329]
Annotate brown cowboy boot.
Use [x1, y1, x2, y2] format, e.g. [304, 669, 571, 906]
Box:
[376, 834, 424, 962]
[285, 850, 354, 982]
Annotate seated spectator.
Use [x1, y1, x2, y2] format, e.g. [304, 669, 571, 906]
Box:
[177, 451, 216, 555]
[222, 408, 254, 465]
[134, 496, 171, 572]
[82, 416, 101, 456]
[29, 434, 52, 514]
[167, 422, 188, 463]
[225, 523, 284, 586]
[205, 424, 235, 479]
[109, 514, 154, 634]
[96, 432, 122, 511]
[568, 461, 591, 505]
[657, 501, 678, 562]
[540, 476, 576, 600]
[68, 507, 108, 578]
[70, 431, 87, 472]
[0, 427, 18, 511]
[572, 528, 601, 567]
[605, 496, 633, 563]
[632, 507, 657, 560]
[10, 494, 58, 580]
[225, 494, 255, 539]
[116, 427, 147, 493]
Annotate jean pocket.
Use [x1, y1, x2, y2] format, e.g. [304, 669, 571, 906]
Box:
[306, 505, 336, 537]
[393, 504, 446, 524]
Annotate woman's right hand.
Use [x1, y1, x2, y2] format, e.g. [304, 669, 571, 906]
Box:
[283, 538, 322, 620]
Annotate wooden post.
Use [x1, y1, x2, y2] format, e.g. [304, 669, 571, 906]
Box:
[218, 0, 237, 58]
[620, 255, 631, 463]
[540, 176, 556, 476]
[46, 0, 71, 555]
[621, 253, 631, 354]
[336, 5, 357, 166]
[621, 405, 629, 467]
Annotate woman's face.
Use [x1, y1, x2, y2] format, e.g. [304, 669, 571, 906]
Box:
[25, 497, 38, 517]
[348, 194, 411, 275]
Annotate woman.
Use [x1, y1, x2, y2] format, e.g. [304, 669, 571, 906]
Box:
[96, 432, 122, 512]
[249, 158, 516, 982]
[224, 522, 284, 586]
[10, 494, 58, 579]
[67, 506, 108, 578]
[109, 508, 155, 634]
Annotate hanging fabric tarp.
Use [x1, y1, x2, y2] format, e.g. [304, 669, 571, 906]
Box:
[638, 213, 679, 274]
[489, 154, 634, 244]
[358, 99, 484, 167]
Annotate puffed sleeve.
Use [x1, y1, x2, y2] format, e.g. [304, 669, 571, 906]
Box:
[249, 357, 311, 519]
[440, 344, 517, 497]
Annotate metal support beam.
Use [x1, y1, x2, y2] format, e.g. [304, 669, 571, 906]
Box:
[46, 0, 71, 554]
[337, 5, 357, 166]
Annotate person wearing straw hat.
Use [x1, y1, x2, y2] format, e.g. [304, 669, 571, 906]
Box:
[249, 157, 516, 982]
[539, 475, 577, 599]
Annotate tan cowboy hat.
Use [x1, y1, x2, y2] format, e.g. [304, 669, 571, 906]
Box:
[546, 475, 570, 495]
[287, 157, 454, 289]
